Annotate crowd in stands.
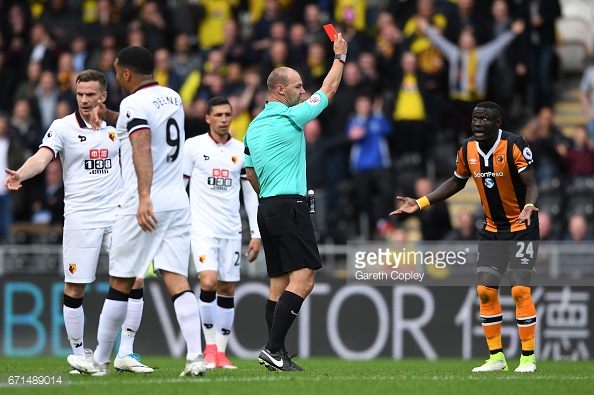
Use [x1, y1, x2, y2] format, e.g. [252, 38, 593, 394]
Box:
[0, 0, 593, 245]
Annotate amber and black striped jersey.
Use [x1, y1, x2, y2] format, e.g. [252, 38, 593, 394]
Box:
[454, 130, 535, 232]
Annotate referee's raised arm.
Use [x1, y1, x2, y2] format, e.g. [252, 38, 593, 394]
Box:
[320, 33, 349, 101]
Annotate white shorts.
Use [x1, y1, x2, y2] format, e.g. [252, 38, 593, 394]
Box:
[110, 209, 191, 278]
[63, 227, 112, 283]
[191, 234, 242, 282]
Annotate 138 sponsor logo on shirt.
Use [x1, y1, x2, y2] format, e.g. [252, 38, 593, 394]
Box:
[84, 149, 113, 174]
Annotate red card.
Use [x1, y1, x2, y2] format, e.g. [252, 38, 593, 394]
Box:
[323, 24, 338, 42]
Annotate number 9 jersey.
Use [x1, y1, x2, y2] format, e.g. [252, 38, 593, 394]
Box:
[116, 82, 189, 214]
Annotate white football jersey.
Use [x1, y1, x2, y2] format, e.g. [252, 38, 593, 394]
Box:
[183, 133, 248, 238]
[41, 111, 121, 229]
[116, 83, 189, 213]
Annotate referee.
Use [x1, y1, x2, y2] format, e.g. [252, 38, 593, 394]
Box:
[244, 32, 348, 372]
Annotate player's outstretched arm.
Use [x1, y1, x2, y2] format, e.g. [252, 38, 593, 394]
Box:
[516, 170, 539, 226]
[4, 148, 53, 191]
[130, 130, 157, 232]
[390, 176, 467, 216]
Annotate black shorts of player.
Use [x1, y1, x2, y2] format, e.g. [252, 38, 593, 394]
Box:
[257, 195, 322, 277]
[477, 223, 540, 280]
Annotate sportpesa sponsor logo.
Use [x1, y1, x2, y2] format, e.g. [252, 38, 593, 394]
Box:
[473, 171, 504, 178]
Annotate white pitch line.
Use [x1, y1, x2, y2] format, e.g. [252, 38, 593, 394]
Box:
[66, 373, 593, 386]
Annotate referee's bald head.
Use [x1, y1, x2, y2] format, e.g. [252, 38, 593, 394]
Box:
[267, 67, 291, 91]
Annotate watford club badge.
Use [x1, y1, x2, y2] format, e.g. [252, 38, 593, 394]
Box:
[199, 255, 207, 264]
[231, 156, 238, 164]
[69, 264, 77, 274]
[108, 131, 116, 142]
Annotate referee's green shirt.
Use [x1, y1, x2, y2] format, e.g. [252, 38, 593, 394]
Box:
[244, 90, 329, 198]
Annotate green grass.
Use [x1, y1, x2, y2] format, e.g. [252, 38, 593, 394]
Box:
[1, 357, 593, 395]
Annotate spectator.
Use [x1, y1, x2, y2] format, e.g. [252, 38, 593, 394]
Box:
[39, 0, 81, 50]
[81, 0, 124, 48]
[485, 0, 527, 130]
[10, 99, 43, 156]
[413, 177, 452, 241]
[12, 61, 42, 103]
[217, 19, 248, 66]
[22, 22, 57, 73]
[391, 51, 431, 160]
[251, 0, 288, 63]
[333, 0, 368, 32]
[303, 3, 327, 45]
[138, 1, 170, 53]
[444, 209, 479, 241]
[520, 0, 561, 114]
[443, 0, 487, 44]
[556, 125, 594, 180]
[171, 33, 204, 84]
[69, 34, 90, 73]
[227, 70, 260, 143]
[32, 70, 59, 131]
[302, 41, 329, 88]
[346, 94, 393, 238]
[528, 107, 567, 182]
[197, 0, 239, 51]
[374, 12, 403, 92]
[538, 210, 559, 241]
[419, 17, 525, 138]
[287, 23, 308, 66]
[29, 159, 64, 225]
[0, 50, 19, 114]
[0, 114, 26, 242]
[402, 0, 448, 135]
[562, 214, 594, 279]
[357, 51, 381, 100]
[153, 47, 183, 92]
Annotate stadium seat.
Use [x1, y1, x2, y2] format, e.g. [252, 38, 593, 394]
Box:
[555, 17, 593, 73]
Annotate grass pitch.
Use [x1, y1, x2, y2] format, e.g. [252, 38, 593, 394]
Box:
[1, 356, 592, 395]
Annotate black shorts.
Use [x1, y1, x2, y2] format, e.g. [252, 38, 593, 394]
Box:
[477, 224, 540, 278]
[257, 195, 322, 277]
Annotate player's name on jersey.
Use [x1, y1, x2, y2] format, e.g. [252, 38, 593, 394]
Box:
[152, 95, 182, 109]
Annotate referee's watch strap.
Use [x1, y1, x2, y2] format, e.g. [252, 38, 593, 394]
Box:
[334, 53, 347, 63]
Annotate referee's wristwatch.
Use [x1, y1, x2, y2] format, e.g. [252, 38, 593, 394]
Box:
[334, 53, 347, 64]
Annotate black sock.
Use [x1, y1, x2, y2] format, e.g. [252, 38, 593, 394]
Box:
[265, 291, 303, 353]
[522, 350, 534, 356]
[490, 348, 503, 355]
[265, 299, 277, 336]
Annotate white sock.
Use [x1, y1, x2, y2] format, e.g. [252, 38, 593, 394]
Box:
[94, 299, 128, 364]
[215, 295, 235, 353]
[118, 297, 144, 356]
[64, 305, 85, 355]
[174, 292, 202, 361]
[199, 298, 216, 345]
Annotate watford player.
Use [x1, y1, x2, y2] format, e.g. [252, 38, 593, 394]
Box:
[391, 101, 539, 373]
